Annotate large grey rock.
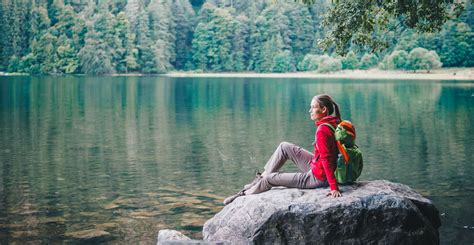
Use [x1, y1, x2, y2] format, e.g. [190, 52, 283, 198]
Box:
[203, 180, 440, 244]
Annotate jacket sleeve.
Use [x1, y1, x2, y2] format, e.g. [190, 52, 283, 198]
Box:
[316, 126, 339, 191]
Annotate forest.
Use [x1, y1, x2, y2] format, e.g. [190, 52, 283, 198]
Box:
[1, 0, 472, 74]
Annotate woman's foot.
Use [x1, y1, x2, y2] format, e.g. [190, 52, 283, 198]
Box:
[223, 190, 245, 205]
[243, 170, 262, 190]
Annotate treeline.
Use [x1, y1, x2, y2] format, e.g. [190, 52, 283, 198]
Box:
[1, 0, 195, 74]
[1, 0, 473, 74]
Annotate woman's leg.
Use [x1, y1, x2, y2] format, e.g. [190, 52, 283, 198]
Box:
[262, 142, 313, 176]
[224, 142, 315, 205]
[245, 170, 328, 195]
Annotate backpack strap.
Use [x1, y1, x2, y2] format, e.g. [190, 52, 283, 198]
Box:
[320, 123, 336, 132]
[319, 123, 350, 165]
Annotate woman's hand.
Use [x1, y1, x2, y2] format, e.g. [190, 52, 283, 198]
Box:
[327, 190, 342, 198]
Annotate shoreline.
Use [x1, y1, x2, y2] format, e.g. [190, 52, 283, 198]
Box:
[165, 68, 474, 80]
[1, 68, 473, 80]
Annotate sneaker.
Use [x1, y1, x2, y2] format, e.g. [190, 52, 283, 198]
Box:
[243, 169, 262, 190]
[223, 190, 245, 205]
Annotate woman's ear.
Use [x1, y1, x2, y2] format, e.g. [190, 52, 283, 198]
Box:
[321, 106, 328, 116]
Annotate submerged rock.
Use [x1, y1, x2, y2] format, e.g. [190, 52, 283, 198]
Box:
[203, 180, 441, 244]
[65, 229, 111, 241]
[157, 229, 191, 244]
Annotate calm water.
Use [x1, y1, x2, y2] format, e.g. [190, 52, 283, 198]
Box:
[0, 76, 473, 244]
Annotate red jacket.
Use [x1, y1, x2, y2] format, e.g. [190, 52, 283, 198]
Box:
[311, 116, 340, 191]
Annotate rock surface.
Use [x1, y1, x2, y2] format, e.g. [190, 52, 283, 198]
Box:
[203, 180, 441, 244]
[157, 229, 226, 245]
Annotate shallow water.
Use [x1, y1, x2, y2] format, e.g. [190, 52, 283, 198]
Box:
[0, 76, 473, 244]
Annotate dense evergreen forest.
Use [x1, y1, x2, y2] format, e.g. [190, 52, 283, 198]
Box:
[0, 0, 472, 74]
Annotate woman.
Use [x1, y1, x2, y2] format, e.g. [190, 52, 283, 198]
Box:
[223, 94, 342, 205]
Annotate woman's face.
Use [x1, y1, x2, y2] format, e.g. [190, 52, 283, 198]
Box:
[309, 98, 327, 121]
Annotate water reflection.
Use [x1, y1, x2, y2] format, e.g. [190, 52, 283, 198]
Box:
[0, 76, 473, 244]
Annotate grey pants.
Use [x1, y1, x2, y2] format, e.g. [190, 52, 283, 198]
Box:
[245, 142, 328, 195]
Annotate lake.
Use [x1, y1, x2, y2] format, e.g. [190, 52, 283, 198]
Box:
[0, 76, 473, 244]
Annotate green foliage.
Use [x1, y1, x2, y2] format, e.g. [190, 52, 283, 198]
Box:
[259, 34, 285, 72]
[190, 4, 236, 71]
[394, 29, 419, 52]
[78, 3, 116, 74]
[285, 4, 315, 64]
[0, 0, 472, 74]
[309, 0, 466, 55]
[79, 31, 114, 74]
[271, 50, 296, 73]
[359, 53, 378, 70]
[7, 55, 20, 72]
[341, 51, 358, 70]
[437, 22, 474, 67]
[136, 8, 160, 73]
[247, 16, 268, 72]
[317, 56, 342, 73]
[113, 12, 138, 73]
[380, 50, 409, 70]
[148, 0, 176, 72]
[298, 54, 321, 71]
[407, 48, 442, 72]
[1, 1, 30, 69]
[56, 39, 80, 74]
[19, 53, 40, 74]
[232, 14, 250, 71]
[173, 0, 195, 70]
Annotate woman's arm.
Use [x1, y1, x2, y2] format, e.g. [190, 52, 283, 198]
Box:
[316, 126, 340, 193]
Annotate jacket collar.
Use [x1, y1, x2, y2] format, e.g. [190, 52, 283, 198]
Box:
[315, 115, 340, 126]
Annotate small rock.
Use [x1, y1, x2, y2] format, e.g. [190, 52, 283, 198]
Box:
[104, 203, 120, 210]
[65, 229, 110, 240]
[40, 217, 66, 224]
[157, 229, 191, 244]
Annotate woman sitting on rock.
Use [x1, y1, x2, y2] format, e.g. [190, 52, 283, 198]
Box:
[224, 94, 342, 205]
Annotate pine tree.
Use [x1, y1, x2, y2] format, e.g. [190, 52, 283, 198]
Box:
[286, 4, 314, 64]
[173, 0, 195, 70]
[190, 4, 235, 71]
[125, 0, 142, 35]
[0, 4, 4, 70]
[190, 22, 209, 70]
[78, 2, 115, 74]
[1, 0, 31, 70]
[247, 15, 268, 71]
[259, 34, 285, 72]
[232, 14, 250, 71]
[136, 8, 159, 73]
[148, 0, 176, 72]
[113, 12, 138, 73]
[79, 30, 114, 74]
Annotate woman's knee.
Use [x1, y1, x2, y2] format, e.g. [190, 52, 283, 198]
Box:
[279, 141, 292, 150]
[265, 173, 279, 186]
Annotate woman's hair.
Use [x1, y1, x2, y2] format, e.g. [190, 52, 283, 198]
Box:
[313, 94, 341, 121]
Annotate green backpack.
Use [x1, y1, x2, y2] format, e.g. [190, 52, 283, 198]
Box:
[321, 121, 363, 184]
